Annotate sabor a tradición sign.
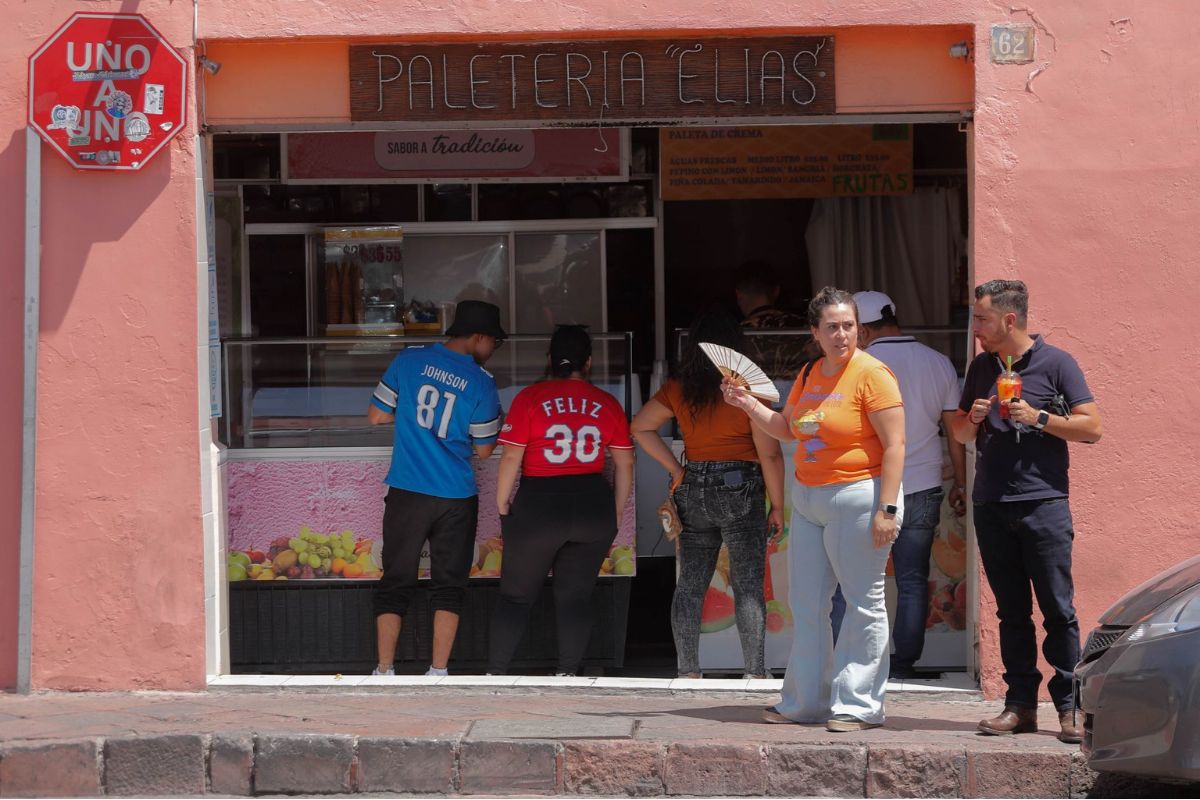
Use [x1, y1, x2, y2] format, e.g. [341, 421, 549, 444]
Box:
[351, 36, 834, 125]
[28, 13, 188, 171]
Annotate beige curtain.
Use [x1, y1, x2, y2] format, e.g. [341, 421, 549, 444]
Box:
[805, 186, 963, 327]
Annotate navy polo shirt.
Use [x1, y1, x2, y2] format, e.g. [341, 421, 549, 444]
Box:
[959, 335, 1094, 503]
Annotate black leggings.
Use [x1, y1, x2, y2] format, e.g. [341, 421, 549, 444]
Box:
[487, 474, 617, 675]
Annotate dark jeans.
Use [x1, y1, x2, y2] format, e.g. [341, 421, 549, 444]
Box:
[890, 486, 945, 671]
[671, 460, 767, 677]
[487, 474, 616, 675]
[974, 498, 1080, 711]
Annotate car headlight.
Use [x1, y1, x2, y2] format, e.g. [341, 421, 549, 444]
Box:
[1119, 587, 1200, 645]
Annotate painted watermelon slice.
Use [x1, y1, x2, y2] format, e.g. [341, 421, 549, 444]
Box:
[700, 585, 736, 633]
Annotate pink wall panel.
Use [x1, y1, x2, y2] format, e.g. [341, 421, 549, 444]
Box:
[0, 0, 204, 690]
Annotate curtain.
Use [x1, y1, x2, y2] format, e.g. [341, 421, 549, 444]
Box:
[805, 186, 963, 327]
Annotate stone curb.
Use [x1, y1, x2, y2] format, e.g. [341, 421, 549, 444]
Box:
[0, 734, 1113, 797]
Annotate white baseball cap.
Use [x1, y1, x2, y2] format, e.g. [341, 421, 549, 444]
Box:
[853, 291, 897, 325]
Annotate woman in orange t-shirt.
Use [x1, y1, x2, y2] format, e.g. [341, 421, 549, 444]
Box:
[724, 287, 906, 732]
[631, 311, 785, 679]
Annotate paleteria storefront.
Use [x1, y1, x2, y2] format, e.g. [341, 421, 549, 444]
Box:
[4, 1, 1184, 699]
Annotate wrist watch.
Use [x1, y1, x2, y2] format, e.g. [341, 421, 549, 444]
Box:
[1033, 409, 1050, 430]
[879, 502, 899, 515]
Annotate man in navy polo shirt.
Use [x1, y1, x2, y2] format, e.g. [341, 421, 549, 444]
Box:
[951, 280, 1102, 743]
[367, 300, 504, 677]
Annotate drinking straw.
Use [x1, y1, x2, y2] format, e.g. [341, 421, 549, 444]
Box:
[1007, 355, 1020, 443]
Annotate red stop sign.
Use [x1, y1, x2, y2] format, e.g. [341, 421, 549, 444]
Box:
[28, 13, 188, 171]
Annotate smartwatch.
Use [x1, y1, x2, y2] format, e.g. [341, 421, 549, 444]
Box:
[879, 502, 899, 516]
[1033, 409, 1050, 430]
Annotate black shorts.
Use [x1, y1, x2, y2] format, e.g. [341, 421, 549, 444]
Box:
[373, 487, 478, 618]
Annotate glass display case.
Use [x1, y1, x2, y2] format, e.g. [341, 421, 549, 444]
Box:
[221, 330, 637, 673]
[321, 226, 406, 335]
[220, 332, 634, 450]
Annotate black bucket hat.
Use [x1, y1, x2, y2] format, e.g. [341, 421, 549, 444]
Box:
[445, 300, 507, 340]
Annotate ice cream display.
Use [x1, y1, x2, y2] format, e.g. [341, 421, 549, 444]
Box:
[227, 455, 636, 581]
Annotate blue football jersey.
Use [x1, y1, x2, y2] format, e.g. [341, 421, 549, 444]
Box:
[371, 343, 501, 498]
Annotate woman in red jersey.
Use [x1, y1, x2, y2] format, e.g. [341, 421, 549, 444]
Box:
[488, 325, 636, 675]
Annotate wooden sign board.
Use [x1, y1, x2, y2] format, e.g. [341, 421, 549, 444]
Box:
[351, 36, 834, 125]
[660, 124, 913, 201]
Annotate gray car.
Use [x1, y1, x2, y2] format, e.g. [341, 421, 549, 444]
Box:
[1075, 554, 1200, 783]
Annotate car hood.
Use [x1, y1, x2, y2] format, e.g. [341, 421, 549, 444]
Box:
[1100, 554, 1200, 625]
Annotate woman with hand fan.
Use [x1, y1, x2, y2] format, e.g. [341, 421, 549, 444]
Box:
[723, 286, 906, 733]
[631, 310, 786, 679]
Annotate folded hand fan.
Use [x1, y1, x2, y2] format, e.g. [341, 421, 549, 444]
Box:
[698, 342, 780, 403]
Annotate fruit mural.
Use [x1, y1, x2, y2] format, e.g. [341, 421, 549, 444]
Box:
[226, 455, 636, 582]
[926, 491, 968, 632]
[698, 440, 968, 670]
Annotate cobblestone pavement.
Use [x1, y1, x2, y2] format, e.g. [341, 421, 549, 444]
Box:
[0, 686, 1190, 797]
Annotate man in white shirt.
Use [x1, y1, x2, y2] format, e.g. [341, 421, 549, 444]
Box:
[854, 291, 967, 679]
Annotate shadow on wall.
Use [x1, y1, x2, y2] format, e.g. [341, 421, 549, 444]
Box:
[0, 114, 179, 690]
[33, 142, 176, 332]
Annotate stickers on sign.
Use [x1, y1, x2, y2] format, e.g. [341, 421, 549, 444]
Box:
[67, 134, 91, 147]
[124, 113, 151, 143]
[48, 104, 81, 130]
[105, 90, 133, 119]
[144, 84, 165, 115]
[80, 150, 121, 165]
[160, 121, 174, 132]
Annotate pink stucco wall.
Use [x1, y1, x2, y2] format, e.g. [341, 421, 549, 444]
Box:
[197, 0, 1200, 698]
[4, 0, 1196, 695]
[0, 0, 204, 690]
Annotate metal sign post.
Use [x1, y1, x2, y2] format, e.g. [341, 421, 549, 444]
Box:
[18, 128, 41, 694]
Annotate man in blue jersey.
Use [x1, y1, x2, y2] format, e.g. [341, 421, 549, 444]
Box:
[367, 300, 505, 676]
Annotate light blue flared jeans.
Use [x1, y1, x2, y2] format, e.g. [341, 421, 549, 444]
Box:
[775, 477, 902, 724]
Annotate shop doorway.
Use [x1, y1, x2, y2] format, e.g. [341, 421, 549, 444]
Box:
[206, 116, 974, 681]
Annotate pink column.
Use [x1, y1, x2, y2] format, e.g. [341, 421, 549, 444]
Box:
[0, 0, 205, 690]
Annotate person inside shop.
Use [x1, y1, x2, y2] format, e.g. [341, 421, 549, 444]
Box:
[951, 279, 1102, 743]
[853, 290, 967, 680]
[723, 287, 905, 732]
[488, 325, 636, 676]
[735, 260, 815, 381]
[735, 260, 806, 329]
[367, 300, 506, 677]
[631, 310, 785, 679]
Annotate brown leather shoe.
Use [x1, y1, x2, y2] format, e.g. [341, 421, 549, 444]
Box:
[1057, 709, 1083, 744]
[977, 705, 1038, 735]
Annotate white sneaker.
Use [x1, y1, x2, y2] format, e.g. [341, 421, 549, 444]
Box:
[425, 666, 449, 677]
[371, 666, 394, 676]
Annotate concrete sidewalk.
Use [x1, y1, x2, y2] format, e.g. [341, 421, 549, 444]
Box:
[0, 683, 1186, 798]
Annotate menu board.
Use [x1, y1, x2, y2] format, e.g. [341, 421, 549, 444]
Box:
[660, 124, 913, 201]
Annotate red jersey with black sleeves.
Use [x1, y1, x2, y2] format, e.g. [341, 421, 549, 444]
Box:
[499, 379, 634, 476]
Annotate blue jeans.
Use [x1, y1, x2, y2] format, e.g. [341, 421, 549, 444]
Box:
[778, 478, 901, 724]
[974, 498, 1080, 711]
[828, 487, 941, 662]
[890, 486, 944, 671]
[671, 460, 767, 677]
